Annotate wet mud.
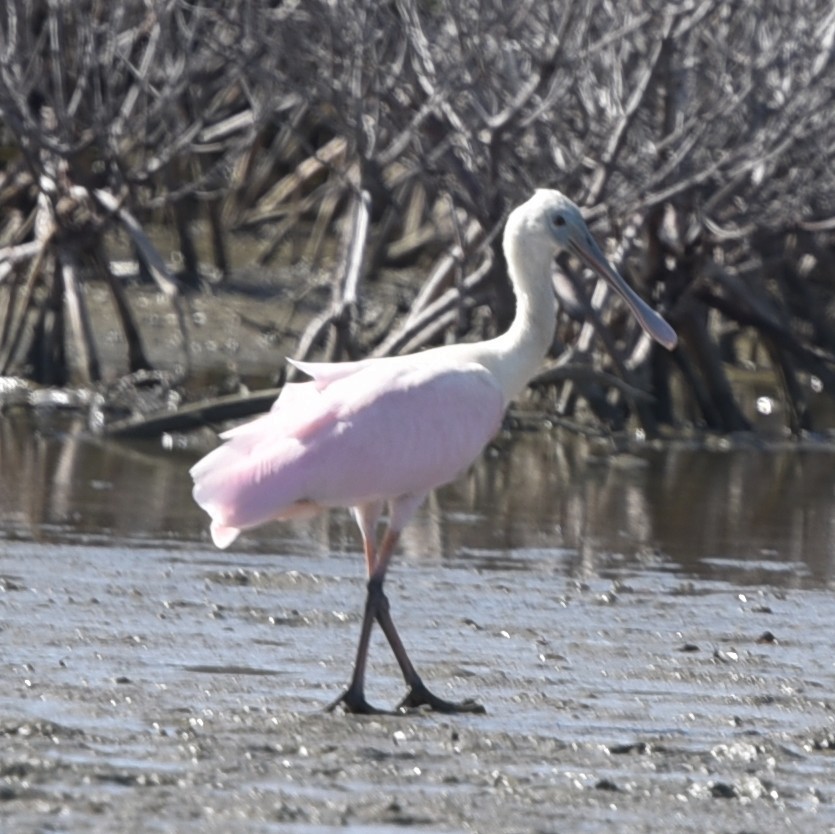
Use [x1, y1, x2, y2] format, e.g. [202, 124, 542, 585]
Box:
[1, 425, 835, 833]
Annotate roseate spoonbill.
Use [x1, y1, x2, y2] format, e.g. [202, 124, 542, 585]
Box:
[190, 189, 677, 714]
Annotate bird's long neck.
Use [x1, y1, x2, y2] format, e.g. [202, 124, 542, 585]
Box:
[473, 228, 557, 405]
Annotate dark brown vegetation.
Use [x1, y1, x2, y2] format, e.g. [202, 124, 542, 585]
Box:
[1, 0, 835, 435]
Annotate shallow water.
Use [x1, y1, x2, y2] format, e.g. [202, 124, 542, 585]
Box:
[2, 411, 833, 587]
[1, 412, 834, 832]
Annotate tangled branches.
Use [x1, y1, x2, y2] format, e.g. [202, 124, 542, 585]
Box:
[2, 0, 835, 434]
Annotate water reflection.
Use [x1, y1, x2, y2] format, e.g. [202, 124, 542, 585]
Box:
[1, 411, 833, 587]
[438, 432, 835, 587]
[0, 411, 207, 547]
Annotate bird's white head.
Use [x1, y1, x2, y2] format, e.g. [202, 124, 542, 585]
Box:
[506, 189, 678, 351]
[507, 189, 588, 249]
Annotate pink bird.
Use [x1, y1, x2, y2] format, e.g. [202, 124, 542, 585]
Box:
[190, 189, 677, 714]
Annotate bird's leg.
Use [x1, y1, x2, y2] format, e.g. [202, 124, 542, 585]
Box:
[327, 503, 391, 715]
[371, 528, 486, 715]
[375, 592, 486, 714]
[353, 502, 384, 576]
[326, 576, 393, 715]
[329, 505, 484, 715]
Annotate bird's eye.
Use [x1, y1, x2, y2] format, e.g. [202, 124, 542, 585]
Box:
[551, 213, 566, 227]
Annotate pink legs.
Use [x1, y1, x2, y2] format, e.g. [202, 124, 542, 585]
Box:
[327, 502, 485, 715]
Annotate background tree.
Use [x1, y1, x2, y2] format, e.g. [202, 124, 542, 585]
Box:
[1, 0, 834, 435]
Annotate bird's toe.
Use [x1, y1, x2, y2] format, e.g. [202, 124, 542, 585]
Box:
[325, 687, 394, 716]
[397, 680, 486, 714]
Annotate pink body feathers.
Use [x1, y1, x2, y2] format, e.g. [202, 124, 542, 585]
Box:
[190, 357, 504, 549]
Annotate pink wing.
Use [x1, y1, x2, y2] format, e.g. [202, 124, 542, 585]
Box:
[286, 357, 378, 389]
[190, 358, 504, 548]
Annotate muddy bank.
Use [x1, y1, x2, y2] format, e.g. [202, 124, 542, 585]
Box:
[2, 529, 834, 833]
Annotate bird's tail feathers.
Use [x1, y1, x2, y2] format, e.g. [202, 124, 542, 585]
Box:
[211, 520, 241, 549]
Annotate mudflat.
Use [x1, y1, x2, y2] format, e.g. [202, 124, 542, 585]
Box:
[2, 529, 833, 833]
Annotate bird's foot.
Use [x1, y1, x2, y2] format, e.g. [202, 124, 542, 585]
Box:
[325, 686, 394, 716]
[397, 678, 486, 714]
